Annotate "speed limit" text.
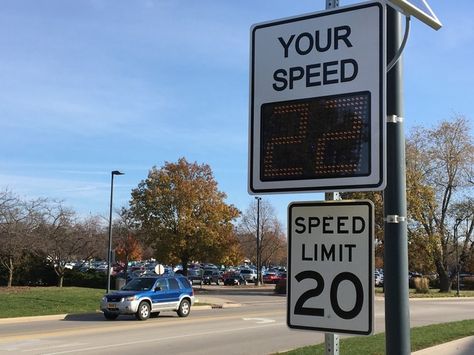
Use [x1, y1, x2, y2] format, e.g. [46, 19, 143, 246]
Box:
[294, 216, 366, 235]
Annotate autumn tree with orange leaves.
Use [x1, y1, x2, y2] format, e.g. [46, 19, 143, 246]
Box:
[115, 234, 142, 265]
[129, 158, 240, 275]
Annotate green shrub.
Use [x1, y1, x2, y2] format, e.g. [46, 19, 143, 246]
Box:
[275, 279, 286, 294]
[0, 253, 57, 287]
[63, 269, 108, 289]
[429, 276, 440, 289]
[460, 276, 474, 290]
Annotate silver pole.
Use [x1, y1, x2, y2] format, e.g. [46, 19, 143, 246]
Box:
[324, 193, 340, 355]
[255, 196, 262, 286]
[324, 0, 340, 351]
[325, 333, 340, 354]
[325, 6, 340, 355]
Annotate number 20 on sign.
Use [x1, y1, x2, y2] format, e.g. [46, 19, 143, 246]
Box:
[287, 200, 374, 335]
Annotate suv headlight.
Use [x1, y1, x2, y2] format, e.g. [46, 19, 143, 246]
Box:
[124, 295, 138, 301]
[101, 296, 107, 302]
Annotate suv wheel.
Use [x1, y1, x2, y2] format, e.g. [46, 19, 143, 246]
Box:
[136, 301, 151, 320]
[177, 299, 191, 317]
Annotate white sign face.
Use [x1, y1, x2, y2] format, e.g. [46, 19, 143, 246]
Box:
[155, 264, 165, 275]
[287, 200, 374, 335]
[249, 1, 386, 194]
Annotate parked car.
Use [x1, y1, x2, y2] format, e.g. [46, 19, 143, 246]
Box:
[263, 272, 279, 284]
[375, 274, 384, 287]
[224, 275, 247, 286]
[375, 269, 384, 287]
[239, 269, 257, 282]
[187, 269, 203, 285]
[221, 270, 238, 280]
[100, 276, 195, 320]
[202, 269, 223, 285]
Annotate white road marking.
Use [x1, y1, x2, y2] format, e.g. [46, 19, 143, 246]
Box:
[23, 342, 87, 352]
[242, 317, 276, 324]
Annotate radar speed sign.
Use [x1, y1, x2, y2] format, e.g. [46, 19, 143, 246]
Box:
[249, 1, 386, 193]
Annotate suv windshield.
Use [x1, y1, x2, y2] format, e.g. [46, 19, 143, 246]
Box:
[122, 278, 156, 291]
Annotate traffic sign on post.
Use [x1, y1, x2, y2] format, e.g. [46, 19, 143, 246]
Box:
[249, 1, 386, 194]
[287, 200, 374, 335]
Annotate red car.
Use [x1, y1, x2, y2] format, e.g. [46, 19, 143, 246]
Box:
[263, 272, 279, 284]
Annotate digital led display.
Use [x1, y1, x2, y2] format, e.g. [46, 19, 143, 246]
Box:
[260, 92, 370, 182]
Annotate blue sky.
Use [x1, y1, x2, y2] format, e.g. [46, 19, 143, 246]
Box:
[0, 0, 472, 225]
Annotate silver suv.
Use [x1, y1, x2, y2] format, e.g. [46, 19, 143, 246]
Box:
[239, 269, 257, 282]
[100, 276, 195, 320]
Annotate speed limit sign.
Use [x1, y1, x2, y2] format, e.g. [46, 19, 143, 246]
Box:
[287, 200, 374, 335]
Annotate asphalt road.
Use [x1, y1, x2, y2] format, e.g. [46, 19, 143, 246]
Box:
[0, 288, 473, 355]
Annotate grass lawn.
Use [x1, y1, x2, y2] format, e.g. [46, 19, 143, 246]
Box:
[0, 286, 212, 318]
[0, 286, 105, 318]
[278, 319, 474, 355]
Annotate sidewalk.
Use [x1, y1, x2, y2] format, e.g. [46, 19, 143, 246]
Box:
[412, 336, 474, 355]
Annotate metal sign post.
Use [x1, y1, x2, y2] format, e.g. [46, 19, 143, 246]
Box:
[324, 192, 340, 355]
[325, 1, 340, 353]
[383, 6, 410, 355]
[382, 2, 441, 352]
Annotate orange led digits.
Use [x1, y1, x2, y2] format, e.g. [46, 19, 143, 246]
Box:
[260, 92, 370, 181]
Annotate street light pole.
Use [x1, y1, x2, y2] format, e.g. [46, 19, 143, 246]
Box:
[455, 218, 462, 297]
[255, 196, 262, 286]
[106, 170, 124, 293]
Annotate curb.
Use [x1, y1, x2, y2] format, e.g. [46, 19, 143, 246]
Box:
[409, 296, 474, 301]
[412, 336, 474, 355]
[0, 302, 239, 324]
[0, 314, 70, 324]
[373, 296, 474, 301]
